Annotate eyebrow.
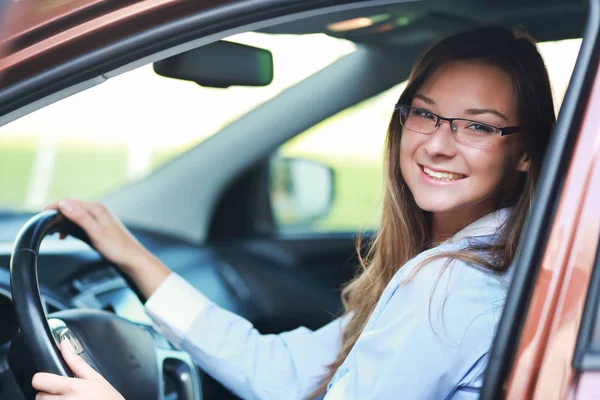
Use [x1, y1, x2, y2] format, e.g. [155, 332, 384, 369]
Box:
[464, 108, 508, 121]
[413, 93, 509, 121]
[413, 94, 435, 105]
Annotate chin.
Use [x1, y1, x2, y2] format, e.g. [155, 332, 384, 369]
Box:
[412, 196, 459, 213]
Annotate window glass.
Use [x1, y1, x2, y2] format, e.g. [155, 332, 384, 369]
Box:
[0, 32, 355, 211]
[0, 35, 581, 221]
[271, 38, 582, 234]
[273, 83, 403, 233]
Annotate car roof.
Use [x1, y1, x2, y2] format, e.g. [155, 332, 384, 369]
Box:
[0, 0, 587, 126]
[261, 0, 585, 45]
[2, 0, 585, 50]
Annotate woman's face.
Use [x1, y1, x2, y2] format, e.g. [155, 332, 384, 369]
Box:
[400, 60, 529, 220]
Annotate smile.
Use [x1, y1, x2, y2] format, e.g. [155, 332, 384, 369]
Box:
[421, 166, 466, 181]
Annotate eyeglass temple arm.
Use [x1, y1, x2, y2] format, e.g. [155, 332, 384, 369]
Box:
[500, 126, 521, 136]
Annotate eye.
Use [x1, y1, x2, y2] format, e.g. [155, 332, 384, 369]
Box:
[465, 122, 497, 134]
[411, 108, 436, 120]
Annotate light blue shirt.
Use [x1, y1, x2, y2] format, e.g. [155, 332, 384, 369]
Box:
[145, 208, 512, 400]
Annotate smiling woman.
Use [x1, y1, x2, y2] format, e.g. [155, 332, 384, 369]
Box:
[27, 25, 560, 400]
[400, 60, 530, 239]
[271, 37, 579, 235]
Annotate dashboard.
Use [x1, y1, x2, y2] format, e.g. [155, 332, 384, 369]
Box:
[0, 217, 254, 400]
[0, 213, 346, 400]
[0, 286, 18, 346]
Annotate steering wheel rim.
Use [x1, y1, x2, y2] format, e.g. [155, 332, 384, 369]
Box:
[8, 210, 178, 400]
[10, 210, 89, 376]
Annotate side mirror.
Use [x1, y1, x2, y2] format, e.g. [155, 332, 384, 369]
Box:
[270, 157, 335, 227]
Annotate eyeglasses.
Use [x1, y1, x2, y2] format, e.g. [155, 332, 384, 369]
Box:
[394, 104, 520, 148]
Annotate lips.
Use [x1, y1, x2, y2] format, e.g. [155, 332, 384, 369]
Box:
[421, 165, 466, 181]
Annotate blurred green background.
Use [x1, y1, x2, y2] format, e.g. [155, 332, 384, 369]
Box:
[0, 33, 580, 234]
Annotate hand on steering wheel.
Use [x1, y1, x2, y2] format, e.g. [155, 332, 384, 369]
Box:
[45, 199, 172, 299]
[10, 209, 187, 400]
[44, 199, 148, 272]
[32, 341, 124, 400]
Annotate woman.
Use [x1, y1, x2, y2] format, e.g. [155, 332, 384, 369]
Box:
[32, 25, 555, 399]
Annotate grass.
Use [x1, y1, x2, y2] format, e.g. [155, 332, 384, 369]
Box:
[0, 137, 130, 206]
[0, 136, 384, 233]
[49, 140, 129, 202]
[294, 156, 383, 232]
[322, 160, 383, 232]
[0, 139, 36, 207]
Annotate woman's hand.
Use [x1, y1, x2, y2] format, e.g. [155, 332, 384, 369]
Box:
[45, 198, 172, 298]
[45, 199, 148, 272]
[32, 341, 124, 400]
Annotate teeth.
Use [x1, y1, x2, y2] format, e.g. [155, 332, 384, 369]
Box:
[423, 166, 465, 181]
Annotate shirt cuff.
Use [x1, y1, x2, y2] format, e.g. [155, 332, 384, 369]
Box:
[145, 272, 212, 346]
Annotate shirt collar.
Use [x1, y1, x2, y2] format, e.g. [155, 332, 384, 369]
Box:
[446, 207, 512, 244]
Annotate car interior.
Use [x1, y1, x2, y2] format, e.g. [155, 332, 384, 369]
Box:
[0, 0, 589, 399]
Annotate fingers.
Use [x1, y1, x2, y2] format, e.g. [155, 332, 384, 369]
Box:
[45, 199, 109, 240]
[60, 340, 104, 382]
[43, 201, 60, 211]
[31, 373, 74, 395]
[80, 201, 110, 226]
[56, 199, 101, 239]
[43, 200, 74, 240]
[35, 393, 60, 400]
[31, 342, 107, 398]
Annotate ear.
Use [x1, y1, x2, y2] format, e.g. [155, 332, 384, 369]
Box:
[515, 152, 530, 173]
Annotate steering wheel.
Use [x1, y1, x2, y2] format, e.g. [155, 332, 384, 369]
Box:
[9, 210, 201, 399]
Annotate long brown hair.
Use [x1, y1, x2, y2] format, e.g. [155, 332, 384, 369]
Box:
[311, 26, 556, 397]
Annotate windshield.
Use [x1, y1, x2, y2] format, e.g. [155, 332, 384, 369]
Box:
[0, 32, 355, 212]
[0, 35, 581, 213]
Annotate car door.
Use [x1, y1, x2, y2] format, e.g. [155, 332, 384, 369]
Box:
[481, 0, 600, 398]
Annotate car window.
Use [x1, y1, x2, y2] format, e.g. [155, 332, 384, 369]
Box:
[270, 38, 582, 234]
[0, 32, 355, 212]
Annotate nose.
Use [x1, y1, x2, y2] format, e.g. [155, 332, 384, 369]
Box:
[423, 119, 458, 158]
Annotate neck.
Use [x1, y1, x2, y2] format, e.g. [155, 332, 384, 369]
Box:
[430, 205, 495, 243]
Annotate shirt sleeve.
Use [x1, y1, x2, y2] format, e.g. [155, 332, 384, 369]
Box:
[324, 261, 501, 400]
[145, 273, 345, 400]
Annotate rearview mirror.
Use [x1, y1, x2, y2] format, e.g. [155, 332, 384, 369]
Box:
[153, 40, 274, 88]
[270, 157, 335, 227]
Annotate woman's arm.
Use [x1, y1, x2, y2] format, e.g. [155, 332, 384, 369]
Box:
[44, 198, 345, 400]
[146, 273, 346, 399]
[46, 199, 171, 298]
